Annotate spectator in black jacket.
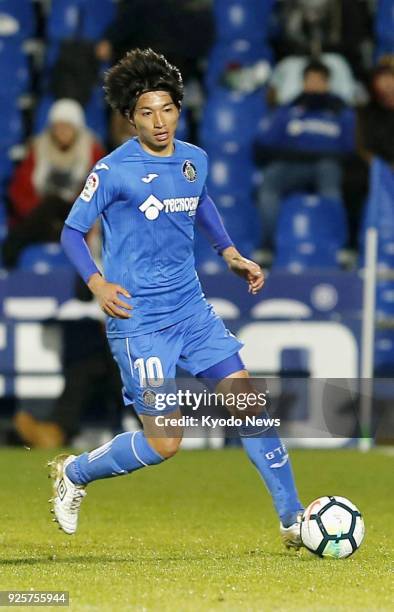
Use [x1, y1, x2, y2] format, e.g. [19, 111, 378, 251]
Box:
[358, 61, 394, 165]
[95, 0, 214, 83]
[256, 61, 355, 249]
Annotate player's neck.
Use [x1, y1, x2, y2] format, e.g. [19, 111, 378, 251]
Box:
[138, 138, 175, 157]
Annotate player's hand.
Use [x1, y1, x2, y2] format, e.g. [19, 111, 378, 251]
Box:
[222, 247, 264, 295]
[88, 273, 132, 319]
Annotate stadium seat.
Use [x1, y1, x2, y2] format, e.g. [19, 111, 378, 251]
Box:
[275, 194, 347, 250]
[376, 281, 394, 319]
[375, 330, 394, 374]
[0, 40, 30, 96]
[374, 0, 394, 58]
[46, 0, 80, 40]
[205, 151, 255, 197]
[0, 199, 7, 243]
[85, 86, 108, 142]
[205, 40, 272, 92]
[0, 0, 35, 41]
[213, 0, 275, 42]
[200, 88, 268, 148]
[81, 0, 116, 41]
[0, 149, 13, 186]
[175, 109, 189, 142]
[17, 243, 73, 273]
[0, 99, 23, 149]
[47, 0, 115, 42]
[273, 242, 339, 271]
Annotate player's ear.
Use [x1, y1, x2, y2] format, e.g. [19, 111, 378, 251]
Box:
[125, 109, 135, 127]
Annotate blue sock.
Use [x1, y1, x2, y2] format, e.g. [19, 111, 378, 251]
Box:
[66, 431, 164, 485]
[239, 424, 303, 527]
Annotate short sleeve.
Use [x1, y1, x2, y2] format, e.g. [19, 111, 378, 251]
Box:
[65, 166, 117, 233]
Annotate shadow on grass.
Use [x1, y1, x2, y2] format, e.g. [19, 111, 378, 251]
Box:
[0, 549, 317, 566]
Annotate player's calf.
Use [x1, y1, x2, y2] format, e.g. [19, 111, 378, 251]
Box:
[146, 435, 182, 459]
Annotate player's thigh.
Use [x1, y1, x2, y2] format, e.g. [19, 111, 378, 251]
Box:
[178, 304, 243, 376]
[108, 332, 179, 417]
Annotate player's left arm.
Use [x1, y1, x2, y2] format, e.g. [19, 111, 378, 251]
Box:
[195, 189, 264, 295]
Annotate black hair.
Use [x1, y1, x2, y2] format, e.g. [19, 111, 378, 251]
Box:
[303, 60, 331, 80]
[104, 48, 183, 118]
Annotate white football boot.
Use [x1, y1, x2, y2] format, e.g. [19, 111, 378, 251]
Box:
[48, 454, 86, 535]
[280, 510, 304, 550]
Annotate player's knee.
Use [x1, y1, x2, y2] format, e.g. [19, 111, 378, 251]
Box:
[148, 436, 182, 459]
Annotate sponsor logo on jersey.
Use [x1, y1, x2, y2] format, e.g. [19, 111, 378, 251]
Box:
[182, 160, 197, 182]
[80, 172, 99, 202]
[139, 195, 164, 220]
[139, 195, 199, 220]
[141, 173, 159, 183]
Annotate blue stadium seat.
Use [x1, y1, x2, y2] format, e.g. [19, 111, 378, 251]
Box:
[85, 86, 108, 142]
[276, 194, 347, 250]
[205, 150, 255, 196]
[205, 40, 272, 92]
[33, 95, 54, 134]
[0, 199, 8, 242]
[375, 330, 394, 373]
[0, 0, 35, 41]
[213, 0, 275, 42]
[0, 149, 13, 186]
[175, 109, 189, 141]
[0, 40, 30, 95]
[376, 281, 394, 319]
[377, 241, 394, 270]
[374, 0, 394, 58]
[17, 243, 73, 273]
[46, 0, 80, 40]
[81, 0, 116, 40]
[47, 0, 115, 42]
[200, 88, 267, 147]
[0, 98, 23, 148]
[274, 242, 339, 271]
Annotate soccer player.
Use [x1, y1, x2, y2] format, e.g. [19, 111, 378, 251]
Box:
[50, 48, 304, 548]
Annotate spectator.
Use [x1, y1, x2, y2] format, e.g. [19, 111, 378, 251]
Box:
[255, 60, 355, 249]
[274, 0, 371, 81]
[95, 0, 214, 83]
[358, 61, 394, 165]
[2, 99, 104, 268]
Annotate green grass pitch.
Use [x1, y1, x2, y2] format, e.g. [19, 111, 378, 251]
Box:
[0, 447, 392, 611]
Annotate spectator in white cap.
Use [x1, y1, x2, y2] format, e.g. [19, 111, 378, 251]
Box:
[2, 99, 105, 268]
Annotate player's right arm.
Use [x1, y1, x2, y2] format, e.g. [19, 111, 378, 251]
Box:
[61, 166, 132, 319]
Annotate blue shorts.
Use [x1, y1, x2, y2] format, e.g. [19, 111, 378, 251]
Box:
[109, 304, 243, 416]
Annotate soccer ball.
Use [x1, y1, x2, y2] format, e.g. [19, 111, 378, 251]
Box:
[300, 496, 365, 558]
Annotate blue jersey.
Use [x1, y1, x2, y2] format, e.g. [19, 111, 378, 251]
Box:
[65, 137, 209, 338]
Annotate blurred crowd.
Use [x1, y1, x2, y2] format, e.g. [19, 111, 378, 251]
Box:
[0, 1, 393, 446]
[0, 0, 392, 272]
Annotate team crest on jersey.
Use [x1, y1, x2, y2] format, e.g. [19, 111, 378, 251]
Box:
[182, 160, 197, 182]
[80, 172, 99, 202]
[142, 389, 157, 407]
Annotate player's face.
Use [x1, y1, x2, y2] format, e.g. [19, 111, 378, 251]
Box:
[132, 91, 180, 156]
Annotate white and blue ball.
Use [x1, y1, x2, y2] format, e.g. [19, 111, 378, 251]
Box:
[301, 496, 365, 558]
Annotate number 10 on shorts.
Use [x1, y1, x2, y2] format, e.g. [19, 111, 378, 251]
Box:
[134, 357, 164, 388]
